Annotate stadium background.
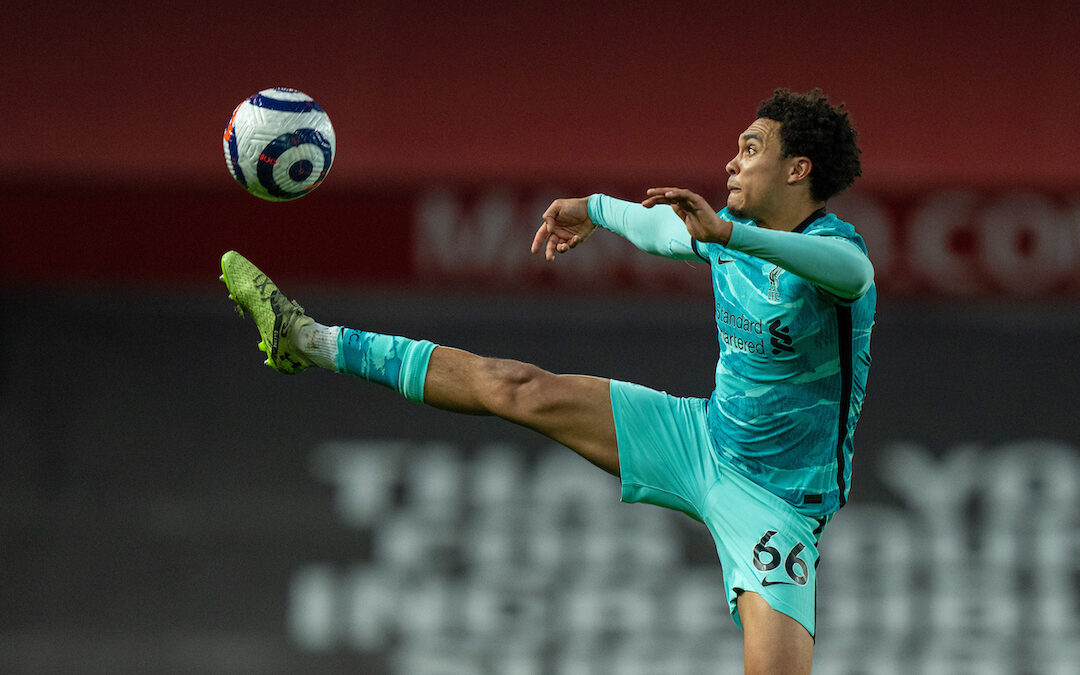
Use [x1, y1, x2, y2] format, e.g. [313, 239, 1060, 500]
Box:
[3, 2, 1079, 673]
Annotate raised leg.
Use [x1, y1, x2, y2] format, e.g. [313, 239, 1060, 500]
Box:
[422, 346, 620, 475]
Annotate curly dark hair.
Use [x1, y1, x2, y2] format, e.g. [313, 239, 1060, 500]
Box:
[756, 88, 861, 203]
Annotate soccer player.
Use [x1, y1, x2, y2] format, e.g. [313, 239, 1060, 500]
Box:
[220, 88, 873, 674]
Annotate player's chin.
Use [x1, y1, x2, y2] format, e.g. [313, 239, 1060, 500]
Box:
[726, 193, 745, 219]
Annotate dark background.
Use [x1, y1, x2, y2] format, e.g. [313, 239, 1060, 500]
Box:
[3, 2, 1079, 673]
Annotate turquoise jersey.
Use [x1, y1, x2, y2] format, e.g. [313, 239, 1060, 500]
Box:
[693, 208, 875, 516]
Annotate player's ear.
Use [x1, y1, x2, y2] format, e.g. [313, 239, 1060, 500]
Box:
[787, 156, 812, 185]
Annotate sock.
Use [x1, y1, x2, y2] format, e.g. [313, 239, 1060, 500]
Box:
[296, 322, 340, 370]
[337, 328, 437, 403]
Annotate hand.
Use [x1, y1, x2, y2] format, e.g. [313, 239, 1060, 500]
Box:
[642, 187, 732, 245]
[532, 197, 596, 261]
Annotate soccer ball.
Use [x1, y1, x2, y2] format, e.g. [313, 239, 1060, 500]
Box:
[223, 88, 336, 201]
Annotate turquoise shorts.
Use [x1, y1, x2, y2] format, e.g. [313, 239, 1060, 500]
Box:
[610, 379, 828, 637]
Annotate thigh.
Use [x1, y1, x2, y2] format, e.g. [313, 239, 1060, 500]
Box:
[610, 380, 715, 520]
[738, 591, 814, 675]
[703, 466, 824, 639]
[521, 371, 620, 476]
[424, 348, 620, 475]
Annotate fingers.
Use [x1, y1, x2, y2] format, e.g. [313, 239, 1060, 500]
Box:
[644, 187, 694, 200]
[534, 217, 567, 260]
[642, 187, 697, 209]
[530, 222, 550, 254]
[546, 234, 581, 260]
[533, 196, 591, 260]
[534, 200, 565, 258]
[533, 220, 570, 261]
[534, 200, 579, 260]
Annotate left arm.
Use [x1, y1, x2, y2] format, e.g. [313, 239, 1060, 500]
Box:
[642, 187, 874, 300]
[727, 222, 874, 299]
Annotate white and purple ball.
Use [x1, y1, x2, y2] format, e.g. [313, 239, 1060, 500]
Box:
[223, 88, 335, 201]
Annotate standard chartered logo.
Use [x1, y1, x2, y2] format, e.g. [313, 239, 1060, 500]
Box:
[715, 306, 793, 357]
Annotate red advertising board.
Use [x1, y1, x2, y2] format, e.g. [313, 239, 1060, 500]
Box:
[5, 182, 1078, 298]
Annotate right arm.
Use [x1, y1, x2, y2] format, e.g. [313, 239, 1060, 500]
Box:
[588, 194, 701, 261]
[532, 194, 701, 262]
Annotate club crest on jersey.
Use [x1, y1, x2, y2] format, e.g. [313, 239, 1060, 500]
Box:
[768, 266, 782, 302]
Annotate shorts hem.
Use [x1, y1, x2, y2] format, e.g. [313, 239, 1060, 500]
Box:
[620, 480, 703, 522]
[731, 587, 816, 639]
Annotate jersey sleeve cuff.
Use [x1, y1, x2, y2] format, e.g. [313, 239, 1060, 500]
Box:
[587, 193, 606, 229]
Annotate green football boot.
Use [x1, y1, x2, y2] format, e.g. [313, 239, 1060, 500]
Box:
[219, 250, 314, 374]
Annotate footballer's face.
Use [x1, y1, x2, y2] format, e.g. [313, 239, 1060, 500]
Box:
[724, 118, 792, 221]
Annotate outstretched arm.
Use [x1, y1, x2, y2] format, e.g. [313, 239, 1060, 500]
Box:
[726, 221, 874, 299]
[588, 194, 701, 261]
[533, 194, 700, 261]
[644, 187, 874, 300]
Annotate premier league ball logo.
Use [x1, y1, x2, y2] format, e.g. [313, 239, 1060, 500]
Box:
[223, 88, 336, 201]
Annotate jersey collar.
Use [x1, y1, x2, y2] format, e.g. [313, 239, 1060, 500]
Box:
[792, 207, 827, 234]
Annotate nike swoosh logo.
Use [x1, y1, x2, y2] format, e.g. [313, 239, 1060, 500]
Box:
[761, 579, 796, 587]
[718, 259, 735, 265]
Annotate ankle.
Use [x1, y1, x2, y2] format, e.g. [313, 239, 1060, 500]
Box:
[296, 322, 340, 370]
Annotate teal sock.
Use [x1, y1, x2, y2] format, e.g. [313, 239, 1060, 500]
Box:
[337, 329, 437, 403]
